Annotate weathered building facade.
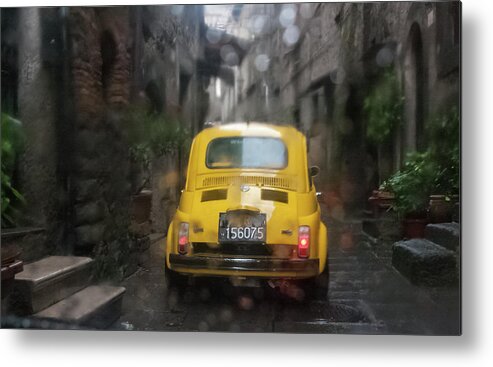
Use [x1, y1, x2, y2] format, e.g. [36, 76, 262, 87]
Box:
[1, 6, 212, 278]
[211, 2, 460, 213]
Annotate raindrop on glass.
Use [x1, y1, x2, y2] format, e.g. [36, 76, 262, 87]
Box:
[254, 54, 270, 72]
[282, 25, 300, 46]
[206, 313, 217, 326]
[238, 295, 254, 310]
[330, 68, 346, 84]
[206, 28, 222, 44]
[253, 15, 267, 35]
[220, 307, 233, 322]
[376, 47, 394, 67]
[279, 5, 297, 28]
[220, 44, 239, 66]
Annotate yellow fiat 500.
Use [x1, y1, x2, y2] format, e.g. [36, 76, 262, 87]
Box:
[165, 122, 328, 299]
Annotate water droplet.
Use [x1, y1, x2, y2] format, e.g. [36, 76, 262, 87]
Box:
[41, 320, 50, 329]
[22, 319, 31, 328]
[252, 15, 267, 35]
[279, 5, 297, 28]
[330, 68, 346, 84]
[206, 28, 222, 44]
[220, 45, 239, 66]
[206, 313, 217, 326]
[238, 295, 254, 310]
[282, 25, 300, 46]
[220, 307, 233, 322]
[254, 54, 270, 72]
[376, 47, 394, 67]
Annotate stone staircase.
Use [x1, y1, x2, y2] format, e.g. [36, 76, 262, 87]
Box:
[9, 256, 125, 329]
[392, 223, 460, 286]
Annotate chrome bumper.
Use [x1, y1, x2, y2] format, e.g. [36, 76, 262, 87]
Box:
[169, 254, 319, 277]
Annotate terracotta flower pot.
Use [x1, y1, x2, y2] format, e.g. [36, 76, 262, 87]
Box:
[131, 190, 152, 224]
[368, 190, 395, 217]
[402, 218, 428, 239]
[428, 195, 458, 223]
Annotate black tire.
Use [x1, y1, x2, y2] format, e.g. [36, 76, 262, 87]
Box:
[165, 263, 188, 291]
[303, 266, 329, 301]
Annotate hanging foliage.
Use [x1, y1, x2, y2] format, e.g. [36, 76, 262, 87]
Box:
[364, 69, 404, 145]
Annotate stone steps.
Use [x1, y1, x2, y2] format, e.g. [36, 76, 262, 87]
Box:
[392, 239, 457, 286]
[9, 255, 126, 329]
[11, 256, 93, 315]
[424, 223, 460, 251]
[33, 285, 125, 329]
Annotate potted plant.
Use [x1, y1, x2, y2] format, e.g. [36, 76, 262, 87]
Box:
[426, 107, 460, 223]
[383, 152, 436, 238]
[368, 189, 395, 217]
[123, 106, 190, 230]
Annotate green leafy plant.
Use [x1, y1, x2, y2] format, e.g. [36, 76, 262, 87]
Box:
[123, 107, 191, 193]
[1, 113, 25, 227]
[427, 106, 460, 196]
[364, 70, 404, 145]
[382, 106, 460, 217]
[381, 151, 436, 217]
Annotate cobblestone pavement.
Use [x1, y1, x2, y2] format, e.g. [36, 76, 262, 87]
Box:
[113, 218, 460, 334]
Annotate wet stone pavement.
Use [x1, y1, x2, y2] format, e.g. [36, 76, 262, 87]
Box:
[112, 219, 460, 334]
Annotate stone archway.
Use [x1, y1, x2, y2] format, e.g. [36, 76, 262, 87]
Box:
[403, 22, 425, 156]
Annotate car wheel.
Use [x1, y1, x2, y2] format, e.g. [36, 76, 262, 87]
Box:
[303, 266, 329, 301]
[165, 263, 188, 292]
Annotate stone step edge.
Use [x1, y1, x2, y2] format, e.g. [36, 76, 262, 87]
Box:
[16, 256, 94, 291]
[32, 285, 126, 326]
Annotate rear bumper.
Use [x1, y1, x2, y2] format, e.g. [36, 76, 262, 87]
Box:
[168, 254, 319, 278]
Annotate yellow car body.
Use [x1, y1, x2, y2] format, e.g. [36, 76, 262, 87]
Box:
[166, 122, 328, 282]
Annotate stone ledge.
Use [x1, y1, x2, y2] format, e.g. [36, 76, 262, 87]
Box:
[392, 239, 457, 286]
[33, 285, 125, 329]
[424, 223, 460, 251]
[11, 256, 94, 314]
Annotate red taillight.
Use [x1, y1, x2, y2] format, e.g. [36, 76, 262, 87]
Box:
[178, 222, 189, 254]
[298, 225, 310, 258]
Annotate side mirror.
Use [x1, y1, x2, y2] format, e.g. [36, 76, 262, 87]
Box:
[310, 166, 320, 177]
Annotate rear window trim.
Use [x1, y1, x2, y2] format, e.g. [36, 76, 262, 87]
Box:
[205, 136, 289, 170]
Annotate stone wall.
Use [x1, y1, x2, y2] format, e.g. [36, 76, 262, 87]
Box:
[68, 7, 135, 279]
[4, 5, 210, 279]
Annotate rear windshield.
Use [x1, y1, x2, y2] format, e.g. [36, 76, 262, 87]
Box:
[206, 137, 288, 169]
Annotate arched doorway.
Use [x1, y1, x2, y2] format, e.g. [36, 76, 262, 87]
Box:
[403, 23, 425, 156]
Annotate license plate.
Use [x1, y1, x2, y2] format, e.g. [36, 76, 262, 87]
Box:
[218, 212, 266, 242]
